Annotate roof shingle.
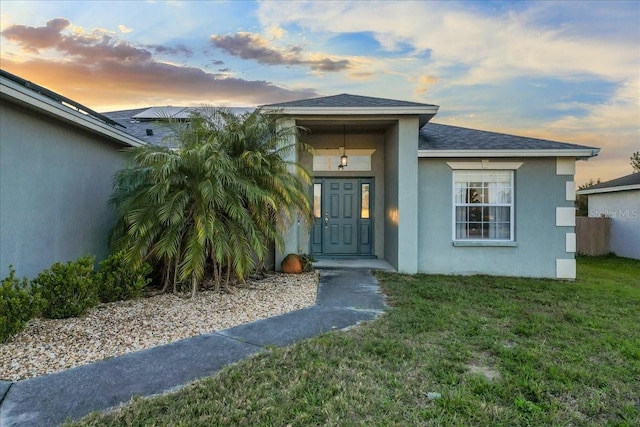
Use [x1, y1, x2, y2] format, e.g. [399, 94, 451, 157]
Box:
[419, 123, 598, 151]
[582, 173, 640, 191]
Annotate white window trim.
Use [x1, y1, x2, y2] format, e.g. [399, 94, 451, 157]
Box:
[451, 170, 515, 244]
[447, 161, 523, 170]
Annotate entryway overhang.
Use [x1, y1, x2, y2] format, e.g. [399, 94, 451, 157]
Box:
[262, 93, 439, 128]
[268, 94, 438, 274]
[266, 108, 438, 129]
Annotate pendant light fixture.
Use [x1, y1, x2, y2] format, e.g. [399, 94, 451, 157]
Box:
[338, 125, 348, 170]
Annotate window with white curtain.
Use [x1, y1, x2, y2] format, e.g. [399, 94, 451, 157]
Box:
[453, 170, 514, 240]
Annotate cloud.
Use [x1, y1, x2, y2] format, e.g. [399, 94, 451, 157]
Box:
[210, 32, 350, 72]
[2, 56, 318, 108]
[118, 24, 133, 34]
[348, 71, 374, 80]
[268, 25, 285, 40]
[2, 19, 150, 61]
[414, 74, 439, 94]
[1, 17, 69, 53]
[1, 18, 318, 108]
[146, 43, 193, 57]
[256, 1, 639, 85]
[537, 77, 640, 180]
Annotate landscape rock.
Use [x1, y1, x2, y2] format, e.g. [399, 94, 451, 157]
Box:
[0, 272, 318, 381]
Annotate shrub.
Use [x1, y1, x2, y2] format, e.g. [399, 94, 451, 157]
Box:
[1, 266, 42, 342]
[300, 254, 315, 272]
[33, 256, 98, 319]
[95, 251, 152, 303]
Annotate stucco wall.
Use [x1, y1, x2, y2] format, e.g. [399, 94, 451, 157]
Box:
[417, 157, 573, 278]
[383, 123, 400, 270]
[274, 118, 299, 269]
[0, 102, 127, 278]
[588, 191, 640, 259]
[395, 117, 419, 274]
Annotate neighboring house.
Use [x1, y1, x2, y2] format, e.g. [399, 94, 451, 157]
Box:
[103, 106, 252, 148]
[260, 94, 600, 279]
[0, 70, 144, 279]
[576, 173, 640, 260]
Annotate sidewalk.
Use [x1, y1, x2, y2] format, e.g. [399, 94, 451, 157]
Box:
[0, 267, 387, 427]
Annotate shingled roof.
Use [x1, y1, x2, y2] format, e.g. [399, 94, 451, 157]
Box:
[576, 173, 640, 195]
[263, 93, 439, 127]
[102, 106, 252, 147]
[264, 93, 438, 108]
[103, 108, 173, 146]
[419, 123, 599, 157]
[1, 69, 143, 148]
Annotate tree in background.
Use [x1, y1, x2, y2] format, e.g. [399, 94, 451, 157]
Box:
[575, 178, 600, 217]
[109, 107, 313, 297]
[631, 151, 640, 173]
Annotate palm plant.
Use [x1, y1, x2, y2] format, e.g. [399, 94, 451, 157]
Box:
[109, 107, 312, 297]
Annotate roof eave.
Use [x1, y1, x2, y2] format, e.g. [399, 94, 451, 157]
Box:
[576, 184, 640, 195]
[1, 77, 144, 148]
[263, 105, 438, 114]
[418, 148, 600, 158]
[265, 105, 438, 123]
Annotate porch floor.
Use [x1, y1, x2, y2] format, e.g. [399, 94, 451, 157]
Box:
[312, 258, 396, 271]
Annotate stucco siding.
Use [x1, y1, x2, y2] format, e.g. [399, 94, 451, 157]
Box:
[274, 118, 299, 269]
[395, 117, 419, 274]
[0, 102, 127, 278]
[588, 191, 640, 259]
[383, 122, 400, 270]
[417, 157, 572, 278]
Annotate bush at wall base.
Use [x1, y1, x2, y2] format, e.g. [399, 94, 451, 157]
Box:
[95, 251, 152, 303]
[32, 256, 98, 319]
[0, 266, 42, 342]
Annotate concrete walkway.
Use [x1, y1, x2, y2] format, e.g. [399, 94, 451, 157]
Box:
[0, 266, 388, 427]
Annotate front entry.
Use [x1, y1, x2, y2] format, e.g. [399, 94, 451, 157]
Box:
[310, 178, 373, 257]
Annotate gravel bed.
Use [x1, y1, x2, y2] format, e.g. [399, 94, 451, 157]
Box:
[0, 272, 318, 381]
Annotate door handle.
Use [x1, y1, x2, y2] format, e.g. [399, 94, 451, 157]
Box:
[324, 213, 329, 228]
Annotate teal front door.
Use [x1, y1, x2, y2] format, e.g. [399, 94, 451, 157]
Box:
[310, 178, 373, 256]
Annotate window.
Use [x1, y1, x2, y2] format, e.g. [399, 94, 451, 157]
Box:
[313, 155, 372, 172]
[361, 183, 370, 218]
[312, 149, 376, 172]
[453, 170, 513, 241]
[313, 183, 322, 218]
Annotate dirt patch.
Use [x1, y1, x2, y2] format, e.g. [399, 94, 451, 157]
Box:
[465, 363, 502, 381]
[466, 351, 501, 381]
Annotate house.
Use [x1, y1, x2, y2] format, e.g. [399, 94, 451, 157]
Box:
[0, 70, 144, 279]
[576, 173, 640, 260]
[2, 65, 600, 280]
[261, 94, 600, 279]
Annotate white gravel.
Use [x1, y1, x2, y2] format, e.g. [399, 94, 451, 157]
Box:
[0, 272, 318, 381]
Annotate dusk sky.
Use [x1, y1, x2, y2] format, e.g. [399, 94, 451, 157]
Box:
[1, 0, 638, 185]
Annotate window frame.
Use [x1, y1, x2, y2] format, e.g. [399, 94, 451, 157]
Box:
[451, 170, 515, 243]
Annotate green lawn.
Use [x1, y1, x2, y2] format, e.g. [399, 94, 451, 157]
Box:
[73, 256, 639, 426]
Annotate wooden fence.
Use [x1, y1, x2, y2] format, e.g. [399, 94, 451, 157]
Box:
[576, 216, 611, 256]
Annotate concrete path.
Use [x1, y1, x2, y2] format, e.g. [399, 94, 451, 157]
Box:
[0, 267, 387, 427]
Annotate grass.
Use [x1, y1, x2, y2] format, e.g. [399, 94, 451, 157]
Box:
[72, 256, 639, 426]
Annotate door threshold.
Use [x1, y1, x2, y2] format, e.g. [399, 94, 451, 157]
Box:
[312, 258, 395, 271]
[312, 255, 378, 259]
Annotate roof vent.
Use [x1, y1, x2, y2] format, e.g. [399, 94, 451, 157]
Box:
[146, 128, 153, 136]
